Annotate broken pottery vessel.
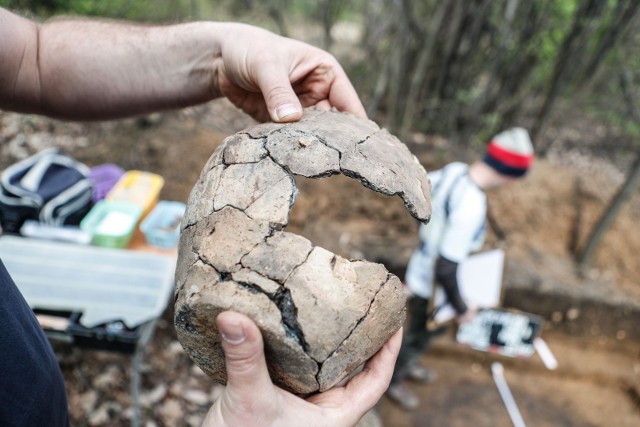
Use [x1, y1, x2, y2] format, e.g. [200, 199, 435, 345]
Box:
[175, 108, 431, 394]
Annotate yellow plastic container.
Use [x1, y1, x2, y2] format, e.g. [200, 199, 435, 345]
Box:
[106, 171, 164, 218]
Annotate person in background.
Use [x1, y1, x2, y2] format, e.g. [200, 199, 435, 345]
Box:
[0, 7, 400, 427]
[386, 128, 534, 410]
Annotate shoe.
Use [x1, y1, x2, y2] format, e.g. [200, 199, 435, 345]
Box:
[386, 383, 420, 410]
[407, 362, 437, 384]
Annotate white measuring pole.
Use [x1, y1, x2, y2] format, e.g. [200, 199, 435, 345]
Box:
[491, 362, 527, 427]
[533, 337, 558, 370]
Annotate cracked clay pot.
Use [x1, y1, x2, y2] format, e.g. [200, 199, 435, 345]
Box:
[174, 108, 432, 394]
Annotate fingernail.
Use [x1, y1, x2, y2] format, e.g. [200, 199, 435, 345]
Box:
[221, 321, 245, 345]
[274, 103, 300, 121]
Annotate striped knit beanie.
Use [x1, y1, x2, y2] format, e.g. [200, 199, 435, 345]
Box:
[483, 127, 534, 177]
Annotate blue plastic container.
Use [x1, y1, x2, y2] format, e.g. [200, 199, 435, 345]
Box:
[139, 201, 185, 249]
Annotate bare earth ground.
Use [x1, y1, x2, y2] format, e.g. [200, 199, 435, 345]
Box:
[1, 100, 639, 426]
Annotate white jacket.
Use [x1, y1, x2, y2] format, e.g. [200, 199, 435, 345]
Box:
[405, 162, 486, 299]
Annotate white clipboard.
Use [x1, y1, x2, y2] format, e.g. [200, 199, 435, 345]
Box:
[433, 248, 504, 323]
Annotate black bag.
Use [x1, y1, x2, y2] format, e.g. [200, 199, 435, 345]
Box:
[0, 148, 93, 233]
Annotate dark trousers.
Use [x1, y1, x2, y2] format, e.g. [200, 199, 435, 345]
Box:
[391, 295, 435, 385]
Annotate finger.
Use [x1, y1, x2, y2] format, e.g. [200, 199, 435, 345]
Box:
[307, 327, 403, 423]
[216, 311, 273, 397]
[256, 62, 303, 123]
[300, 98, 331, 111]
[295, 63, 366, 119]
[343, 327, 403, 408]
[326, 67, 367, 119]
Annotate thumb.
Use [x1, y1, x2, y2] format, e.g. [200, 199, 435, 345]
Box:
[256, 63, 303, 123]
[217, 311, 273, 396]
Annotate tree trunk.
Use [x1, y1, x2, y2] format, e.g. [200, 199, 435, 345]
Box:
[472, 0, 520, 122]
[367, 60, 391, 119]
[581, 0, 640, 86]
[421, 0, 467, 136]
[451, 0, 495, 144]
[578, 154, 640, 266]
[577, 71, 640, 266]
[398, 0, 451, 137]
[317, 0, 345, 50]
[268, 5, 288, 37]
[531, 0, 605, 154]
[432, 0, 466, 102]
[363, 0, 393, 118]
[386, 0, 415, 132]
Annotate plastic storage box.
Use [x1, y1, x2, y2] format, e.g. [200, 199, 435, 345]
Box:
[80, 200, 143, 248]
[0, 235, 176, 354]
[139, 201, 185, 249]
[89, 163, 125, 203]
[106, 171, 164, 218]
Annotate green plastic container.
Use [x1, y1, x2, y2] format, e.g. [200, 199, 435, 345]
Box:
[80, 200, 143, 248]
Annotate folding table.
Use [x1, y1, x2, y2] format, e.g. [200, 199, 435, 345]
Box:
[0, 235, 176, 427]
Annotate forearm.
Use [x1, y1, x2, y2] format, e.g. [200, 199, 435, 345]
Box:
[3, 7, 365, 124]
[434, 256, 467, 314]
[1, 9, 227, 120]
[0, 9, 41, 111]
[38, 19, 225, 120]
